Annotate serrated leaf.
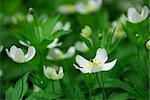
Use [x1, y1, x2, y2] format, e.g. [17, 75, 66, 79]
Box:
[26, 91, 63, 100]
[41, 15, 60, 39]
[5, 73, 29, 100]
[60, 80, 85, 100]
[5, 87, 18, 100]
[108, 92, 128, 100]
[14, 73, 29, 99]
[46, 30, 71, 41]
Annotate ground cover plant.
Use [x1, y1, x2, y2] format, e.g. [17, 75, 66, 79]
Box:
[0, 0, 149, 100]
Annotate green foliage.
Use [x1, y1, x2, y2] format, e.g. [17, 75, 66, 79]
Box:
[5, 73, 29, 100]
[1, 0, 149, 100]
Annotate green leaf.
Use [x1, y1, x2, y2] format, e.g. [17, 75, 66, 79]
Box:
[41, 15, 60, 39]
[14, 73, 29, 99]
[26, 91, 63, 100]
[46, 30, 71, 41]
[108, 92, 128, 100]
[5, 73, 29, 100]
[5, 87, 18, 100]
[60, 80, 85, 99]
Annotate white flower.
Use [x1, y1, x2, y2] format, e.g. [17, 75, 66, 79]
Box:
[6, 45, 36, 63]
[75, 0, 102, 14]
[80, 26, 92, 38]
[75, 41, 89, 52]
[43, 66, 64, 80]
[126, 6, 149, 23]
[53, 21, 71, 33]
[58, 4, 76, 14]
[74, 48, 117, 73]
[47, 38, 62, 49]
[46, 46, 75, 60]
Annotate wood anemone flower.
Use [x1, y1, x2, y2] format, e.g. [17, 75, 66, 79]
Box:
[74, 48, 117, 73]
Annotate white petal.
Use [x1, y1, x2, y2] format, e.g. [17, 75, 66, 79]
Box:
[53, 21, 63, 33]
[46, 48, 64, 60]
[90, 64, 105, 73]
[75, 2, 87, 14]
[94, 48, 108, 63]
[127, 7, 142, 23]
[75, 55, 91, 68]
[63, 22, 71, 31]
[13, 48, 25, 63]
[56, 67, 64, 80]
[141, 6, 149, 20]
[43, 66, 57, 79]
[64, 46, 75, 58]
[47, 38, 59, 49]
[25, 46, 36, 62]
[10, 45, 18, 58]
[19, 40, 30, 47]
[101, 59, 117, 71]
[75, 41, 89, 52]
[6, 49, 12, 59]
[0, 45, 3, 53]
[73, 64, 89, 73]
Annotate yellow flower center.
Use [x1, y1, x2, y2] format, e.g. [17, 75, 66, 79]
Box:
[86, 59, 103, 71]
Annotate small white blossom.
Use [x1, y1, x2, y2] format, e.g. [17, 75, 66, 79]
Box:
[43, 66, 64, 80]
[74, 48, 117, 73]
[47, 38, 62, 49]
[75, 0, 102, 14]
[75, 41, 89, 52]
[126, 6, 149, 23]
[53, 21, 71, 33]
[6, 45, 36, 63]
[80, 26, 92, 38]
[46, 46, 75, 60]
[58, 4, 76, 14]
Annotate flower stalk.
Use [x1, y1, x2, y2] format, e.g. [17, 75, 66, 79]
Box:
[96, 73, 106, 100]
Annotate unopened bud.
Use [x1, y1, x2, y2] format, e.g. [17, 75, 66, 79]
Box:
[29, 8, 34, 15]
[98, 33, 102, 39]
[135, 34, 139, 38]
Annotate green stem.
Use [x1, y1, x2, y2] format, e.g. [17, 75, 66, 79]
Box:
[100, 72, 106, 100]
[136, 46, 147, 76]
[88, 74, 92, 100]
[32, 13, 40, 42]
[96, 73, 106, 100]
[19, 65, 23, 99]
[52, 80, 54, 93]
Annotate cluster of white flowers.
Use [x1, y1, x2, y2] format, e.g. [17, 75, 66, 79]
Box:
[4, 5, 149, 81]
[58, 0, 102, 14]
